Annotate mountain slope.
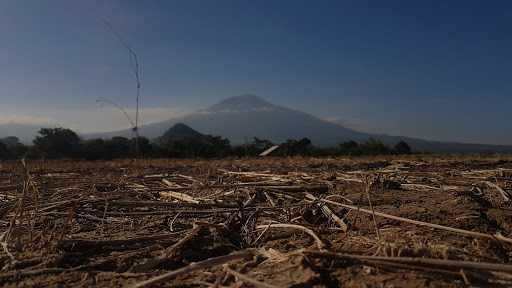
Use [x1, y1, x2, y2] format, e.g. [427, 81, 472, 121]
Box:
[88, 94, 512, 153]
[89, 94, 369, 145]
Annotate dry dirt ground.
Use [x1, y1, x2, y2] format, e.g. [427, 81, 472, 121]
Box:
[2, 156, 512, 287]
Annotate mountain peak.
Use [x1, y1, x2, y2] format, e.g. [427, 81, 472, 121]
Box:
[160, 123, 203, 142]
[206, 94, 276, 112]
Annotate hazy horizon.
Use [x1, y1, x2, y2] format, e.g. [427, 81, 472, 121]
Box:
[2, 1, 512, 145]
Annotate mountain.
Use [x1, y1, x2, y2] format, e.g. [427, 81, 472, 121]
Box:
[87, 94, 512, 153]
[0, 123, 42, 144]
[159, 123, 204, 142]
[88, 94, 369, 145]
[207, 94, 276, 112]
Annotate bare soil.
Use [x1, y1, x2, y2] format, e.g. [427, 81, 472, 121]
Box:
[1, 156, 512, 287]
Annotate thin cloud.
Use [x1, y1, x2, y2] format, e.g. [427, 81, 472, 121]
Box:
[57, 107, 189, 133]
[0, 115, 53, 126]
[323, 116, 376, 133]
[0, 107, 190, 133]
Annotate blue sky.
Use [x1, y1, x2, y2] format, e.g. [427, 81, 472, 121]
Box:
[1, 0, 512, 144]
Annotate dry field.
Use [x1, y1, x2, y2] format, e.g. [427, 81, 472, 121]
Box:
[1, 156, 512, 287]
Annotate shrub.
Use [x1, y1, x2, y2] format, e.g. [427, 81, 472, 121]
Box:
[393, 141, 412, 155]
[0, 142, 9, 160]
[360, 138, 390, 155]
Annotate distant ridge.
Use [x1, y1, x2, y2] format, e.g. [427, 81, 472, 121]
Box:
[3, 95, 512, 153]
[86, 95, 512, 153]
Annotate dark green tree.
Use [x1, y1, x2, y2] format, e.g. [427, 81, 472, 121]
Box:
[131, 137, 155, 157]
[105, 137, 131, 159]
[10, 143, 28, 159]
[82, 139, 107, 160]
[252, 137, 274, 151]
[360, 138, 390, 155]
[278, 138, 313, 156]
[393, 141, 412, 154]
[160, 135, 230, 158]
[0, 137, 27, 159]
[0, 136, 20, 148]
[0, 142, 9, 160]
[232, 137, 274, 157]
[33, 128, 81, 159]
[203, 135, 231, 157]
[337, 140, 361, 155]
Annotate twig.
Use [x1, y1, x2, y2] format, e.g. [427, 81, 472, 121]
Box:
[0, 267, 69, 282]
[129, 250, 255, 288]
[255, 185, 329, 193]
[253, 222, 273, 245]
[41, 212, 121, 223]
[304, 193, 347, 232]
[305, 250, 512, 273]
[224, 266, 279, 288]
[175, 174, 204, 185]
[482, 181, 511, 202]
[101, 197, 109, 234]
[159, 190, 200, 204]
[318, 198, 512, 244]
[161, 179, 199, 205]
[130, 226, 203, 272]
[57, 231, 185, 251]
[169, 212, 181, 232]
[106, 200, 239, 209]
[263, 192, 276, 207]
[460, 269, 471, 286]
[255, 223, 325, 250]
[102, 19, 142, 157]
[0, 231, 16, 264]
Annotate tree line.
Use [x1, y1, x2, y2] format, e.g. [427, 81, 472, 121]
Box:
[0, 127, 412, 160]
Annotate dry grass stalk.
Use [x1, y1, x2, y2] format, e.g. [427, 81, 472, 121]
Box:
[161, 179, 200, 203]
[364, 176, 381, 240]
[159, 191, 200, 204]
